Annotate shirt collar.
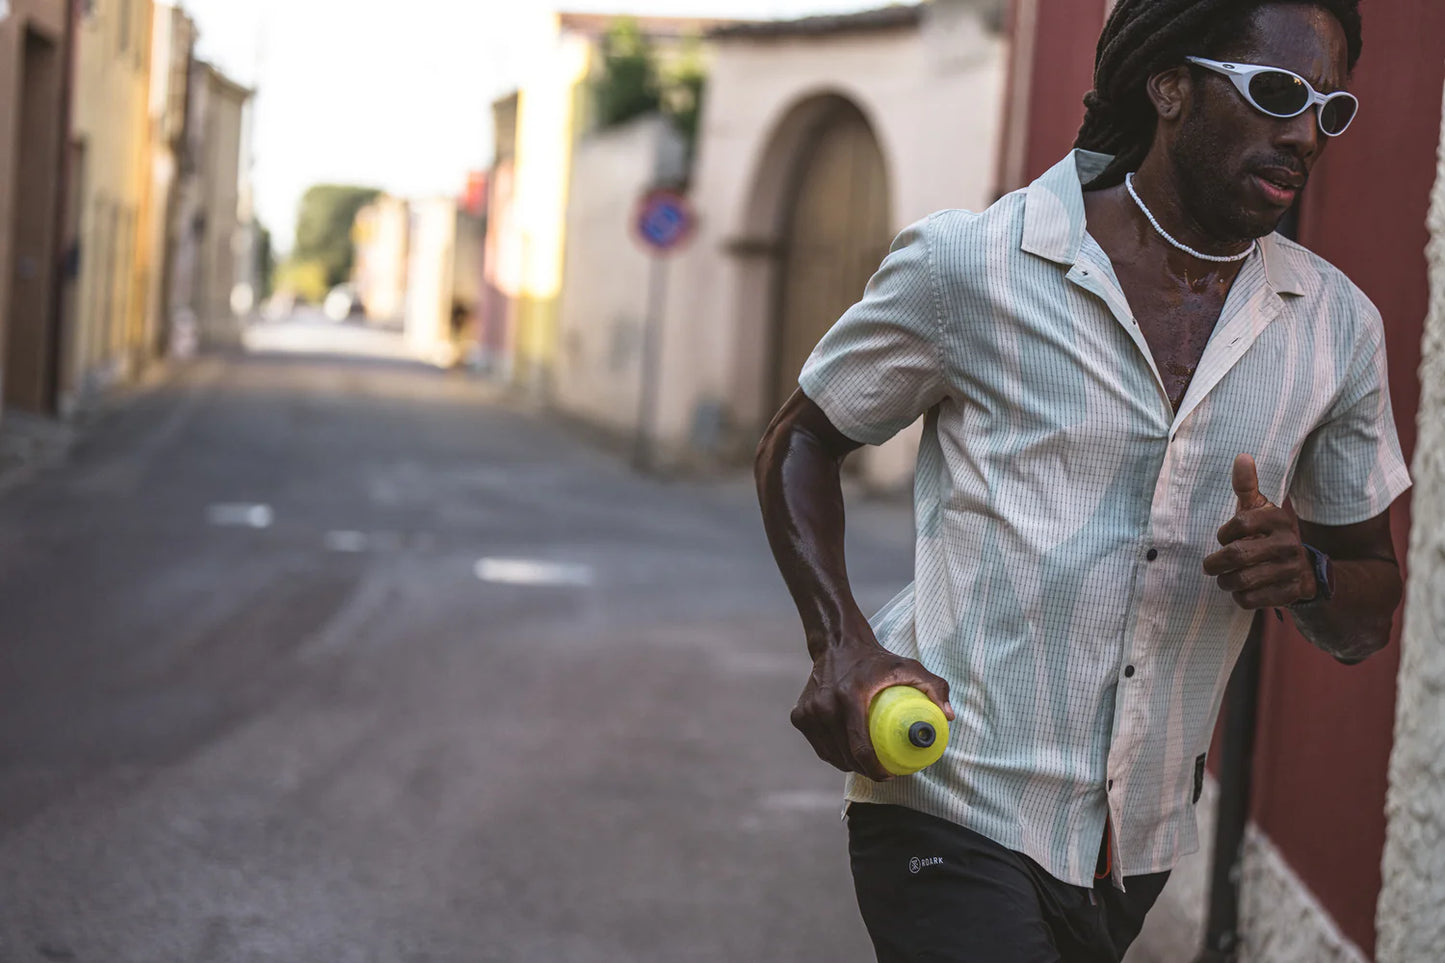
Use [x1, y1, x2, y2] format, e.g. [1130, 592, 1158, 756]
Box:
[1255, 232, 1304, 296]
[1021, 149, 1305, 297]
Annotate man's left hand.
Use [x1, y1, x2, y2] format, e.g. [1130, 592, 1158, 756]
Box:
[1202, 453, 1318, 610]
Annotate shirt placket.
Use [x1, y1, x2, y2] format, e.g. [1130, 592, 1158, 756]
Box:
[1105, 439, 1178, 884]
[1066, 248, 1174, 884]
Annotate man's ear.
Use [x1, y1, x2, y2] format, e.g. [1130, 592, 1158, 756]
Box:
[1147, 66, 1193, 123]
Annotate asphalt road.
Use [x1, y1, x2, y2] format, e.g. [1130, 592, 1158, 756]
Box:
[0, 319, 919, 963]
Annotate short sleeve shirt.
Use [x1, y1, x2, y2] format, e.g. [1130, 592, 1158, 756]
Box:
[798, 150, 1411, 887]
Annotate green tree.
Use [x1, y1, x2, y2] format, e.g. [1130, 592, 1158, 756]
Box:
[594, 18, 659, 128]
[592, 21, 708, 163]
[659, 36, 707, 154]
[274, 258, 328, 304]
[292, 184, 381, 288]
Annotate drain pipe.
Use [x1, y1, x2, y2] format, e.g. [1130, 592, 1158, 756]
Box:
[1193, 610, 1266, 963]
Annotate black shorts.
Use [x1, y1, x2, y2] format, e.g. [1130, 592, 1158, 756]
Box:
[847, 803, 1170, 963]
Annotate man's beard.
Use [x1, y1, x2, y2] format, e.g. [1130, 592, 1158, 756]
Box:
[1168, 117, 1290, 244]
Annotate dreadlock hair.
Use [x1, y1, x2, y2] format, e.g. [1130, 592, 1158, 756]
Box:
[1074, 0, 1363, 189]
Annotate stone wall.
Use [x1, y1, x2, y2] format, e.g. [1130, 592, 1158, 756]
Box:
[1376, 80, 1445, 963]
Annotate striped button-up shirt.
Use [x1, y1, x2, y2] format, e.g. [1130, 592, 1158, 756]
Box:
[799, 149, 1411, 887]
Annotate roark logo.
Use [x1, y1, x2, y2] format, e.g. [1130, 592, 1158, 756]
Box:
[909, 856, 944, 874]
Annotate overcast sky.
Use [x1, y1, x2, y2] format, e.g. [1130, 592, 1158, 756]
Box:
[177, 0, 886, 250]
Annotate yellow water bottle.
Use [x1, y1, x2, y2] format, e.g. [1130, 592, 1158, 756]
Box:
[868, 686, 949, 776]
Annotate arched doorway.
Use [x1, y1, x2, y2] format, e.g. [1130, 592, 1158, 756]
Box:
[770, 98, 891, 408]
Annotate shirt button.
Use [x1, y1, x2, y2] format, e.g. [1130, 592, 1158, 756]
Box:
[1146, 548, 1159, 561]
[1125, 665, 1136, 678]
[1108, 779, 1114, 790]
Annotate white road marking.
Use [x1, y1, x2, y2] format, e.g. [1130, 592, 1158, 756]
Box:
[474, 558, 594, 587]
[324, 531, 369, 552]
[207, 503, 274, 529]
[757, 790, 844, 814]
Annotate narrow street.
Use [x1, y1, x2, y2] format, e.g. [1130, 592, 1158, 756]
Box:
[0, 318, 916, 963]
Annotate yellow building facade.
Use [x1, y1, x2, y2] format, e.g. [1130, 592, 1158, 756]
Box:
[505, 14, 591, 394]
[66, 0, 155, 411]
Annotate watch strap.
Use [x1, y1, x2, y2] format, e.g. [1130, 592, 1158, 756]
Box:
[1296, 543, 1335, 606]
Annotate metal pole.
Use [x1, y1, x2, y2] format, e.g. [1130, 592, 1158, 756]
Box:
[1193, 610, 1267, 963]
[632, 253, 668, 471]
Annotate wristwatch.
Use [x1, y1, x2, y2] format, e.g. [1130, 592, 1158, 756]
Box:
[1294, 543, 1336, 607]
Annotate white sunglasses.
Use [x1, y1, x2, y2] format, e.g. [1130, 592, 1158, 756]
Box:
[1185, 56, 1359, 136]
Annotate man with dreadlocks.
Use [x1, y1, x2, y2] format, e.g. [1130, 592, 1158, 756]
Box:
[756, 1, 1409, 960]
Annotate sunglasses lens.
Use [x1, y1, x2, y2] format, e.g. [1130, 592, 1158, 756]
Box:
[1249, 70, 1309, 116]
[1320, 95, 1357, 135]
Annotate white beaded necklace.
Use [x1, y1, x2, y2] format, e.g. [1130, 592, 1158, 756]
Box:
[1125, 173, 1255, 264]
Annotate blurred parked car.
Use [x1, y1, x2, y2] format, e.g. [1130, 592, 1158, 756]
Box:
[323, 284, 365, 322]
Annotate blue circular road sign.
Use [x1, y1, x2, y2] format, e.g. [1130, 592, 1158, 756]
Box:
[634, 189, 696, 254]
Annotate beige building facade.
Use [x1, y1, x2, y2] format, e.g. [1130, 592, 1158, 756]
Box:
[0, 0, 69, 416]
[642, 2, 1009, 487]
[486, 11, 736, 397]
[553, 115, 686, 438]
[352, 195, 411, 325]
[139, 1, 194, 363]
[167, 60, 250, 355]
[480, 92, 520, 378]
[403, 198, 485, 366]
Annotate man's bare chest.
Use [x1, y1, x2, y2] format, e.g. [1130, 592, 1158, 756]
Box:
[1115, 271, 1232, 412]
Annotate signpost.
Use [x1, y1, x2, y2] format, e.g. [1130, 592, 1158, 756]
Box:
[631, 188, 695, 470]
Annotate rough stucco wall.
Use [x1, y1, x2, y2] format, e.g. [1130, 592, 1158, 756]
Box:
[1376, 82, 1445, 963]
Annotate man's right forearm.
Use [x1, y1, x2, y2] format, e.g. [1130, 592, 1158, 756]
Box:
[757, 393, 953, 779]
[754, 394, 869, 660]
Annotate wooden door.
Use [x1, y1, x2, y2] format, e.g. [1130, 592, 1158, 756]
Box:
[773, 103, 889, 407]
[4, 28, 62, 411]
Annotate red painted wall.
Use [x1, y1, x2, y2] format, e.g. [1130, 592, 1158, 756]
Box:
[1250, 5, 1444, 956]
[1022, 0, 1108, 180]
